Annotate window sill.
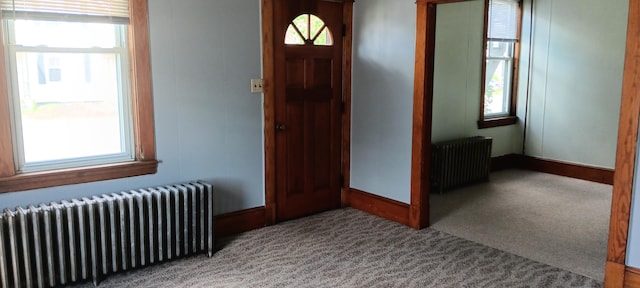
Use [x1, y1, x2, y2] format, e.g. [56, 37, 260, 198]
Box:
[477, 116, 518, 129]
[0, 160, 158, 194]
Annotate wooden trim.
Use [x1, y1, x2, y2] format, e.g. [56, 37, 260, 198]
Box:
[510, 0, 523, 117]
[604, 265, 640, 288]
[410, 0, 437, 230]
[477, 116, 519, 129]
[348, 188, 410, 226]
[477, 0, 490, 123]
[214, 206, 267, 238]
[0, 11, 13, 179]
[520, 156, 614, 185]
[129, 0, 156, 161]
[423, 0, 469, 4]
[606, 261, 626, 288]
[0, 161, 158, 193]
[261, 0, 277, 226]
[341, 0, 354, 207]
[606, 0, 640, 282]
[490, 154, 519, 171]
[0, 0, 157, 193]
[490, 154, 614, 186]
[625, 266, 640, 288]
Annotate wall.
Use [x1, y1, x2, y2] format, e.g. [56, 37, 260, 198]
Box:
[0, 0, 265, 215]
[350, 0, 415, 203]
[432, 0, 523, 157]
[523, 0, 628, 169]
[627, 125, 640, 268]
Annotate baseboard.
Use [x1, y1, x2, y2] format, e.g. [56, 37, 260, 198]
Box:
[490, 154, 614, 185]
[214, 191, 412, 237]
[625, 266, 640, 288]
[520, 156, 614, 185]
[348, 188, 410, 226]
[491, 154, 520, 171]
[605, 261, 626, 287]
[214, 206, 266, 238]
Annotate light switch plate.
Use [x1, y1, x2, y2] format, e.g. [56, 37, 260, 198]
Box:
[251, 79, 263, 93]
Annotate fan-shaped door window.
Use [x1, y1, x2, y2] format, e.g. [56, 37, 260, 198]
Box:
[285, 14, 333, 46]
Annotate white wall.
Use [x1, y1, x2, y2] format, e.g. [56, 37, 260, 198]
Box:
[0, 0, 265, 215]
[432, 0, 522, 157]
[523, 0, 628, 169]
[350, 0, 415, 203]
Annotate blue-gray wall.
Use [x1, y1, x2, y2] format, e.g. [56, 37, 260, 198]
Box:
[523, 0, 627, 169]
[350, 0, 415, 204]
[0, 0, 265, 215]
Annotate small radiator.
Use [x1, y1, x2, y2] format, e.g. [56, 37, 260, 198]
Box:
[431, 136, 492, 193]
[0, 181, 214, 288]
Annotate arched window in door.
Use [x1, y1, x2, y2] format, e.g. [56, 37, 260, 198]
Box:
[285, 14, 333, 46]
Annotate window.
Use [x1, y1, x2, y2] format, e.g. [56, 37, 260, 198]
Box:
[9, 19, 131, 171]
[478, 0, 521, 128]
[285, 14, 333, 46]
[0, 0, 157, 193]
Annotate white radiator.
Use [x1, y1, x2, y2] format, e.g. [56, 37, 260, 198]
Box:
[0, 181, 214, 287]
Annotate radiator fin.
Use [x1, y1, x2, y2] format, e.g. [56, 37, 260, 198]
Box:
[0, 181, 214, 288]
[432, 136, 492, 193]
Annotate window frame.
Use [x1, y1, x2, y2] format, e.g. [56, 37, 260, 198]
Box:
[0, 0, 157, 193]
[477, 0, 522, 129]
[7, 20, 134, 173]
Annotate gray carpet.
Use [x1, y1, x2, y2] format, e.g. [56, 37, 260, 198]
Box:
[74, 208, 601, 287]
[430, 169, 611, 282]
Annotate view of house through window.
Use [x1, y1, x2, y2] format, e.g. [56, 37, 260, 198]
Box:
[483, 0, 520, 118]
[7, 18, 133, 172]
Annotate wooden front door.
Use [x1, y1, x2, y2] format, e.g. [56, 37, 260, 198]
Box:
[274, 0, 343, 221]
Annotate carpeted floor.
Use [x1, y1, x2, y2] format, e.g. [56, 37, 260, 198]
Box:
[74, 208, 601, 288]
[430, 169, 612, 281]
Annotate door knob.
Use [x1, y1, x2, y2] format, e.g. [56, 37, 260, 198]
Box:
[276, 124, 286, 131]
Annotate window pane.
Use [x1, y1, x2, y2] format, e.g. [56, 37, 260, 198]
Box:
[484, 59, 513, 116]
[285, 14, 333, 46]
[285, 24, 304, 45]
[14, 19, 120, 48]
[0, 0, 130, 20]
[487, 40, 514, 58]
[292, 14, 309, 40]
[15, 52, 128, 164]
[488, 0, 519, 40]
[312, 27, 333, 46]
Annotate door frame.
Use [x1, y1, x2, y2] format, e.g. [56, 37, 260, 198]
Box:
[261, 0, 354, 225]
[413, 0, 640, 285]
[603, 0, 640, 286]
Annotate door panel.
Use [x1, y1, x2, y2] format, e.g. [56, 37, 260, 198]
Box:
[274, 0, 343, 221]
